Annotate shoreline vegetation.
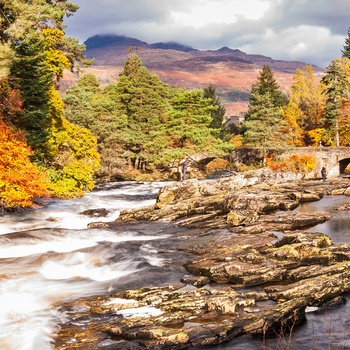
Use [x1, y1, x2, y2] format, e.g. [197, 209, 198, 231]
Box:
[2, 1, 350, 211]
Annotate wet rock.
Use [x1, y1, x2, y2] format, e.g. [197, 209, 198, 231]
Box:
[54, 172, 350, 349]
[80, 208, 110, 217]
[334, 202, 350, 211]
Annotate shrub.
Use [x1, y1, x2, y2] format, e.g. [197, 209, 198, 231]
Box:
[266, 153, 316, 174]
[204, 158, 229, 175]
[0, 121, 49, 209]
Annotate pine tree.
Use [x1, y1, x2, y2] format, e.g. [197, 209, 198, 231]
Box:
[115, 53, 170, 170]
[242, 92, 291, 150]
[342, 27, 350, 59]
[321, 58, 349, 146]
[243, 65, 290, 154]
[203, 84, 226, 131]
[250, 65, 288, 108]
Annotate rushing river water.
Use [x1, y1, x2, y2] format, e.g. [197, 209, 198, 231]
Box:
[0, 182, 349, 350]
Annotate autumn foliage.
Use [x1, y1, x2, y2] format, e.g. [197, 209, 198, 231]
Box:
[0, 121, 49, 209]
[266, 154, 316, 174]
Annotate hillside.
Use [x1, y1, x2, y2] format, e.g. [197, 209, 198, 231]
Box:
[61, 34, 324, 116]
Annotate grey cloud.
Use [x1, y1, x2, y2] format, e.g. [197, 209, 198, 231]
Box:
[64, 0, 350, 68]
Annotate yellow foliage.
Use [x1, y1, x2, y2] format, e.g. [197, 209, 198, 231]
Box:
[229, 135, 243, 148]
[266, 153, 316, 174]
[42, 28, 70, 80]
[204, 158, 229, 174]
[307, 128, 332, 147]
[46, 117, 100, 198]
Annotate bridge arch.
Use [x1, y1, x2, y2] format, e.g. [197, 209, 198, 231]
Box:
[339, 158, 350, 175]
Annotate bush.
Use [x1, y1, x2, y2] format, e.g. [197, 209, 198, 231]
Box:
[266, 153, 316, 174]
[0, 121, 49, 209]
[204, 158, 229, 175]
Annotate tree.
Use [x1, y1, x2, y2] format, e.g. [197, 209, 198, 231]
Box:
[158, 88, 232, 168]
[284, 65, 325, 145]
[243, 66, 290, 157]
[321, 58, 350, 146]
[280, 100, 304, 146]
[342, 27, 350, 59]
[249, 65, 288, 108]
[0, 120, 49, 209]
[242, 92, 291, 151]
[203, 84, 227, 137]
[1, 0, 90, 153]
[0, 77, 23, 125]
[115, 53, 171, 170]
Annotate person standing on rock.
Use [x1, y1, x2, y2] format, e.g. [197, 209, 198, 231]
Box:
[321, 167, 327, 182]
[180, 159, 189, 181]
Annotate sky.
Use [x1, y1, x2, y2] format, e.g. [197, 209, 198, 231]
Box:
[64, 0, 350, 68]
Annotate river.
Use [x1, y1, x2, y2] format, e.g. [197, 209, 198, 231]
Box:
[0, 182, 349, 350]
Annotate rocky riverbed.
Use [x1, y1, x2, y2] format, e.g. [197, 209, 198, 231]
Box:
[54, 169, 350, 349]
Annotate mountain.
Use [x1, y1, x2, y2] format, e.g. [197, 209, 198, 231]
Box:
[62, 34, 324, 116]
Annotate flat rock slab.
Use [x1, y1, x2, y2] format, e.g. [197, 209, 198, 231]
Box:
[54, 172, 350, 349]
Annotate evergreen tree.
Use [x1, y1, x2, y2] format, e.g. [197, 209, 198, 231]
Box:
[158, 87, 232, 169]
[250, 65, 288, 108]
[342, 27, 350, 59]
[243, 65, 290, 154]
[321, 58, 349, 146]
[115, 53, 170, 170]
[242, 92, 291, 151]
[203, 84, 226, 133]
[10, 35, 53, 151]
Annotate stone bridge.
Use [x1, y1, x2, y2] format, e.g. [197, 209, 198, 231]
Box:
[232, 147, 350, 179]
[280, 147, 350, 179]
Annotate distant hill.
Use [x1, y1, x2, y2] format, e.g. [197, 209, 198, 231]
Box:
[62, 34, 324, 116]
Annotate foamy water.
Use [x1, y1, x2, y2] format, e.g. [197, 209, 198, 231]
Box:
[0, 181, 169, 350]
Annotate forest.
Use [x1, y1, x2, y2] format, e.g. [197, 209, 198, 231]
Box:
[1, 0, 350, 209]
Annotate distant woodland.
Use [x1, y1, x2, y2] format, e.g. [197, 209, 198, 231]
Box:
[1, 1, 350, 209]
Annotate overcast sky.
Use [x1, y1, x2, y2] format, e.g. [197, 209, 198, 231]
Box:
[64, 0, 350, 68]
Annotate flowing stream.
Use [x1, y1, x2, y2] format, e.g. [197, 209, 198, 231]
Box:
[0, 182, 349, 350]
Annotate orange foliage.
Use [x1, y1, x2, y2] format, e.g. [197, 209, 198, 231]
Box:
[0, 121, 49, 209]
[0, 78, 23, 124]
[265, 155, 286, 171]
[266, 153, 316, 173]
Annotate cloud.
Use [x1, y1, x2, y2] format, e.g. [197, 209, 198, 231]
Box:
[64, 0, 350, 68]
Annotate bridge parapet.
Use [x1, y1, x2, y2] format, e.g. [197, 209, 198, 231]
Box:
[282, 147, 350, 178]
[232, 147, 350, 179]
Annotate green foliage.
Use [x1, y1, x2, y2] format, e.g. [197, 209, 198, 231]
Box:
[203, 84, 226, 131]
[342, 27, 350, 59]
[64, 55, 233, 180]
[160, 87, 232, 167]
[243, 92, 291, 149]
[321, 58, 350, 146]
[242, 65, 291, 151]
[10, 34, 53, 151]
[250, 65, 288, 108]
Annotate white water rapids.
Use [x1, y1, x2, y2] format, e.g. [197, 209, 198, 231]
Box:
[0, 181, 168, 350]
[1, 181, 350, 350]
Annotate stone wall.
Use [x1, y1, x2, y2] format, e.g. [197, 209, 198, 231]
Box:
[232, 147, 350, 179]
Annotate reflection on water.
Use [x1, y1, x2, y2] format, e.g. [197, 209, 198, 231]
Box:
[296, 195, 350, 244]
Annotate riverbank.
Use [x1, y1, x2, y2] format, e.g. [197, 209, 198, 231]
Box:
[54, 170, 350, 349]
